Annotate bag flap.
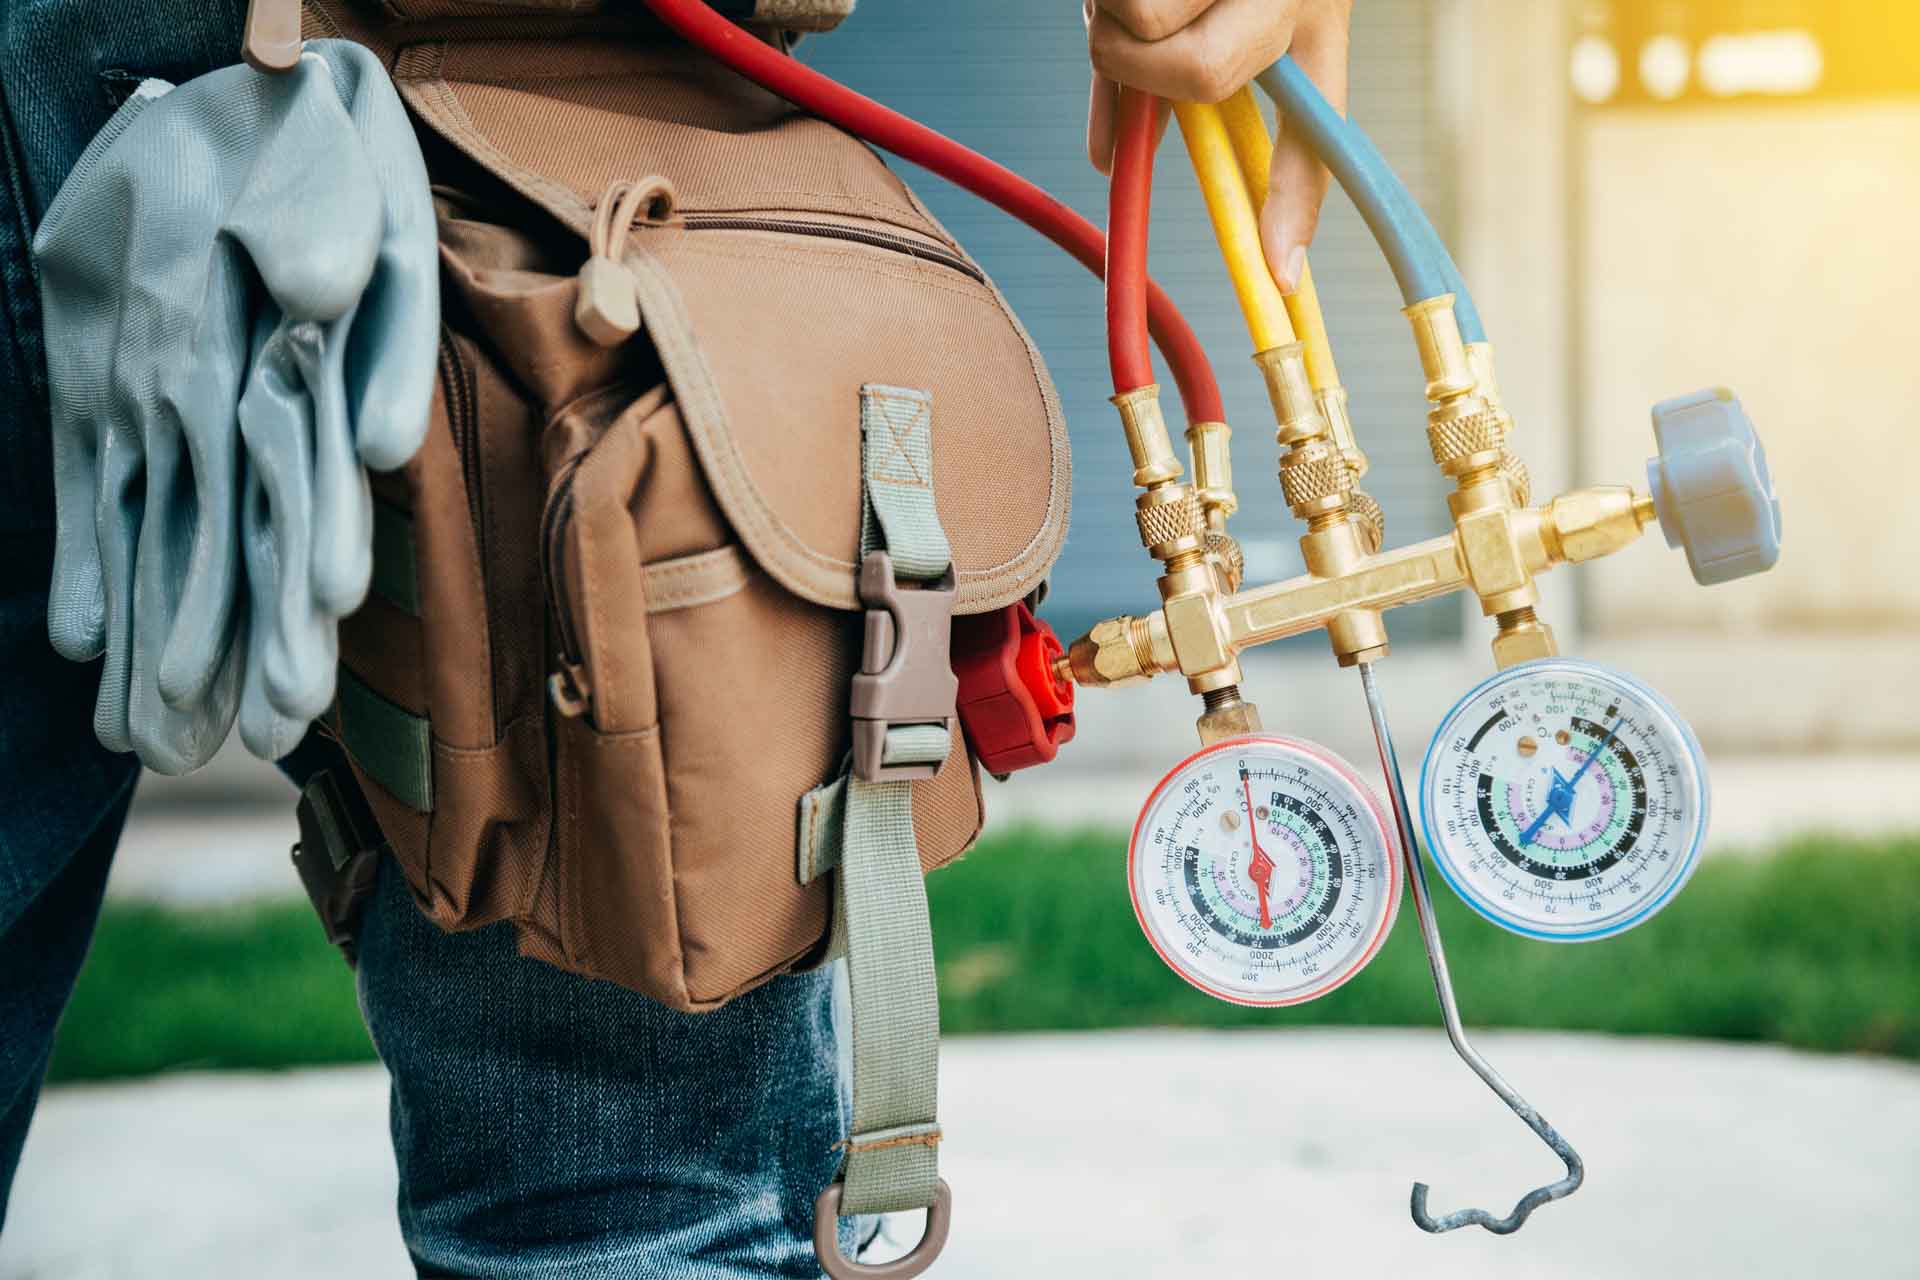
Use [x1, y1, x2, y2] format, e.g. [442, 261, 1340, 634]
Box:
[370, 34, 1070, 614]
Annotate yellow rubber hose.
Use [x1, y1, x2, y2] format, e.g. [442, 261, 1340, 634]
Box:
[1172, 99, 1295, 355]
[1217, 87, 1341, 391]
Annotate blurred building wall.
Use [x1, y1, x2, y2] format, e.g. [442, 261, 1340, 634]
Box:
[1577, 99, 1920, 633]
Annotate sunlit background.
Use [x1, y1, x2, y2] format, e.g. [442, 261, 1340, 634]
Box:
[6, 3, 1917, 1278]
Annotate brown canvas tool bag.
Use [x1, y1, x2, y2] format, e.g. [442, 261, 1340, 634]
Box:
[305, 12, 1071, 1010]
[285, 5, 1074, 1261]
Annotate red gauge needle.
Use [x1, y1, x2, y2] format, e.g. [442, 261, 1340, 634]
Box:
[1242, 777, 1275, 930]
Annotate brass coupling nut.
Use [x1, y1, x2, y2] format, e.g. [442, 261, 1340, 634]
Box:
[1499, 451, 1533, 507]
[1347, 488, 1386, 553]
[1427, 408, 1507, 479]
[1135, 485, 1204, 560]
[1062, 614, 1168, 688]
[1204, 529, 1246, 591]
[1279, 438, 1354, 518]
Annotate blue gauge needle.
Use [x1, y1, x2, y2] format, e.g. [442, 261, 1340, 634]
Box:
[1518, 717, 1624, 848]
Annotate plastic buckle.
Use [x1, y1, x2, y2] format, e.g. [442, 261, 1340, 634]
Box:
[850, 551, 958, 784]
[952, 601, 1075, 773]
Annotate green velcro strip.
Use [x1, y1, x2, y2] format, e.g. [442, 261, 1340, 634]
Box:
[335, 665, 433, 813]
[369, 498, 420, 617]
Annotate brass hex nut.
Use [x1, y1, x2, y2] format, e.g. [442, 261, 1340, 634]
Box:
[1491, 617, 1558, 669]
[1196, 698, 1265, 744]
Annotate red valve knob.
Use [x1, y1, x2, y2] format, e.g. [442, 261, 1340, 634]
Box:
[952, 601, 1075, 774]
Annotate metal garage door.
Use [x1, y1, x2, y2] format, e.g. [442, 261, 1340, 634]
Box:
[802, 0, 1461, 642]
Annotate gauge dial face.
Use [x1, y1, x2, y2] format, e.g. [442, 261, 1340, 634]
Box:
[1129, 735, 1400, 1007]
[1419, 659, 1710, 942]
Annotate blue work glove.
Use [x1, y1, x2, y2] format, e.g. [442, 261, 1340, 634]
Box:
[34, 40, 437, 772]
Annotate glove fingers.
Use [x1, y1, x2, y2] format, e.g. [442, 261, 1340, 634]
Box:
[237, 519, 313, 764]
[89, 423, 144, 755]
[47, 426, 108, 661]
[157, 246, 251, 710]
[310, 39, 438, 473]
[225, 57, 382, 324]
[239, 317, 336, 723]
[343, 243, 438, 473]
[302, 309, 374, 617]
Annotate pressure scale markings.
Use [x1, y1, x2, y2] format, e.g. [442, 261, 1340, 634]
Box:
[1418, 659, 1710, 942]
[1129, 735, 1401, 1006]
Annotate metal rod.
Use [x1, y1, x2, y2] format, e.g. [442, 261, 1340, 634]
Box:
[1357, 661, 1584, 1235]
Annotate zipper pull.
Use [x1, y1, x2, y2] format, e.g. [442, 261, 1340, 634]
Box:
[549, 663, 592, 719]
[576, 177, 676, 348]
[575, 257, 640, 347]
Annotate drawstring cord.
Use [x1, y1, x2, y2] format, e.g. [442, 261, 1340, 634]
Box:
[575, 176, 677, 347]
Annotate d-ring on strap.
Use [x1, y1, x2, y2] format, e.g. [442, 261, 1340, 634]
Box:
[805, 385, 954, 1279]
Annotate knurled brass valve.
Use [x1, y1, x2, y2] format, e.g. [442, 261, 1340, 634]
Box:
[1135, 487, 1203, 558]
[1279, 440, 1354, 515]
[1427, 410, 1506, 478]
[1347, 488, 1386, 553]
[1205, 529, 1246, 591]
[1499, 451, 1532, 507]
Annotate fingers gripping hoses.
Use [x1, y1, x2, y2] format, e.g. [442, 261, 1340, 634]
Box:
[639, 0, 1225, 424]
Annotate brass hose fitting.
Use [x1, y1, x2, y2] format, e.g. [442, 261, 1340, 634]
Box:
[1407, 298, 1502, 485]
[1196, 684, 1264, 744]
[1184, 420, 1237, 524]
[1113, 385, 1206, 565]
[1491, 605, 1557, 669]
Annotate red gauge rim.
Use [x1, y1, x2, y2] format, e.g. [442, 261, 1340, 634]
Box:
[1127, 733, 1403, 1008]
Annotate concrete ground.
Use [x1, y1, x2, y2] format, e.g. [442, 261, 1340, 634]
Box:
[22, 642, 1915, 1278]
[6, 1030, 1918, 1279]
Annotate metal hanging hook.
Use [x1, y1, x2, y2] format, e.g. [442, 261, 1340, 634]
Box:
[1358, 661, 1585, 1235]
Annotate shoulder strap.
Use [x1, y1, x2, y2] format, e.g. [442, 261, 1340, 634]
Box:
[802, 386, 956, 1270]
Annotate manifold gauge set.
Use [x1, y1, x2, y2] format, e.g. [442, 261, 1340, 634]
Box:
[1065, 59, 1781, 1236]
[641, 0, 1784, 1259]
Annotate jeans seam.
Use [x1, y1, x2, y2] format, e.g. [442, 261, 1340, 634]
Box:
[0, 79, 51, 526]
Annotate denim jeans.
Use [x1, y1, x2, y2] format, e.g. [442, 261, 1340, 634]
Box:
[0, 4, 853, 1272]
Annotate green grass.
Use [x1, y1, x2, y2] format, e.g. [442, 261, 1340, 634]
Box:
[47, 831, 1920, 1083]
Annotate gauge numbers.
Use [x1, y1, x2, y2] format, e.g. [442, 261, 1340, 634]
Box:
[1419, 659, 1709, 942]
[1129, 735, 1400, 1006]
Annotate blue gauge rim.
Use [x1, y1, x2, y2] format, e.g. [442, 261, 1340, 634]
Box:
[1416, 657, 1711, 943]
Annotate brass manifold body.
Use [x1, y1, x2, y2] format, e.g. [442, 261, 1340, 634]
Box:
[1068, 296, 1660, 705]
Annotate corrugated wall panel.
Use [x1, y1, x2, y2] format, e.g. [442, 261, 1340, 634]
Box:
[801, 1, 1461, 641]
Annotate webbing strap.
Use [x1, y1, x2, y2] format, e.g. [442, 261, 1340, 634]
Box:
[828, 384, 950, 1216]
[335, 665, 433, 813]
[859, 385, 950, 581]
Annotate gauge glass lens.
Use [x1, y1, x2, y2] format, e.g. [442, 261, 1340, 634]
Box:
[1129, 735, 1400, 1006]
[1418, 659, 1709, 941]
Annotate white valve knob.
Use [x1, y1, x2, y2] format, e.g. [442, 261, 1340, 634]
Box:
[1646, 389, 1781, 586]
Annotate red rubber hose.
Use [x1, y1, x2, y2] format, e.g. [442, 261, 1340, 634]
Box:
[639, 0, 1225, 423]
[1105, 88, 1156, 395]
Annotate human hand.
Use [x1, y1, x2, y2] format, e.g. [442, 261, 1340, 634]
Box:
[1085, 0, 1353, 291]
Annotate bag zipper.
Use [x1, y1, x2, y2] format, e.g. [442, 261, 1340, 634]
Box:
[439, 332, 485, 546]
[673, 214, 986, 284]
[439, 334, 508, 727]
[542, 451, 592, 718]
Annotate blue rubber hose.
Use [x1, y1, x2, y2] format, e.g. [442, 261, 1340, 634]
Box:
[1255, 56, 1487, 344]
